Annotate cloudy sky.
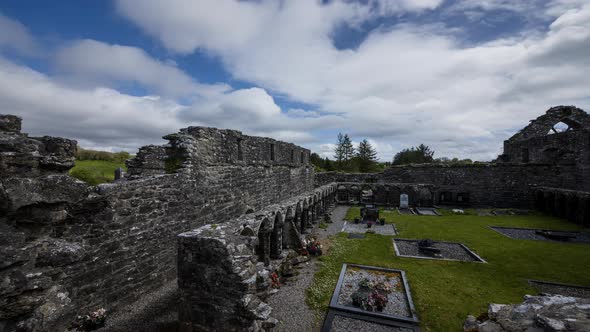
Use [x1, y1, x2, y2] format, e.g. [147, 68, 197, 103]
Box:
[1, 0, 589, 161]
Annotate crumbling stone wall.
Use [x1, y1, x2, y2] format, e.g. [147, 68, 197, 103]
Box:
[499, 105, 590, 165]
[316, 164, 579, 208]
[177, 184, 337, 331]
[315, 107, 590, 209]
[0, 114, 314, 332]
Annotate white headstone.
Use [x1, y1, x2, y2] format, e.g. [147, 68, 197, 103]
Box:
[400, 194, 409, 209]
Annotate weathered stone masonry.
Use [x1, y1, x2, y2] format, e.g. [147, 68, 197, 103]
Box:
[177, 184, 337, 331]
[2, 105, 590, 332]
[315, 106, 590, 225]
[1, 116, 314, 332]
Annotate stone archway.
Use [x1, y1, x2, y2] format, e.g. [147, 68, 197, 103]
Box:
[283, 207, 294, 249]
[270, 212, 283, 259]
[256, 217, 272, 266]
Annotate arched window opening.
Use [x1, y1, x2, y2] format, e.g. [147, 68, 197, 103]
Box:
[547, 121, 573, 135]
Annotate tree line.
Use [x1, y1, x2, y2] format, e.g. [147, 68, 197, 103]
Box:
[76, 146, 131, 163]
[309, 133, 475, 173]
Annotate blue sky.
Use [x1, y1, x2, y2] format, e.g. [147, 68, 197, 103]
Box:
[0, 0, 589, 161]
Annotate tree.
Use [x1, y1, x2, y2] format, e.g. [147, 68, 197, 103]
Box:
[392, 144, 435, 165]
[334, 133, 355, 171]
[333, 133, 345, 170]
[356, 139, 378, 172]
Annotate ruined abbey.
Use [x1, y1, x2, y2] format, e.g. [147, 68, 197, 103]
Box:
[1, 105, 589, 331]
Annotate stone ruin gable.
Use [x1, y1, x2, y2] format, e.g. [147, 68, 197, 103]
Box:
[499, 105, 590, 165]
[533, 187, 590, 226]
[177, 184, 337, 332]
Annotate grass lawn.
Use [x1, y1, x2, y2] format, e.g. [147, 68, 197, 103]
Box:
[306, 206, 590, 331]
[69, 160, 126, 185]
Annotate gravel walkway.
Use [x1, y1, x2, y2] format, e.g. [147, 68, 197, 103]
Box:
[98, 280, 179, 332]
[491, 226, 590, 244]
[529, 280, 590, 298]
[330, 315, 414, 332]
[394, 239, 484, 262]
[267, 205, 350, 331]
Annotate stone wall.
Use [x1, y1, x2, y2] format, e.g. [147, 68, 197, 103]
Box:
[0, 115, 314, 332]
[316, 163, 580, 208]
[177, 184, 337, 331]
[499, 105, 590, 165]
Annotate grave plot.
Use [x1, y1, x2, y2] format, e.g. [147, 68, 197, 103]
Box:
[393, 239, 486, 263]
[342, 222, 398, 235]
[491, 209, 529, 216]
[397, 207, 415, 215]
[414, 208, 440, 216]
[528, 280, 590, 299]
[328, 264, 419, 325]
[322, 310, 419, 332]
[490, 226, 590, 244]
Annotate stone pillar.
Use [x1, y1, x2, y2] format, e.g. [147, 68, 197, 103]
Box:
[270, 221, 282, 259]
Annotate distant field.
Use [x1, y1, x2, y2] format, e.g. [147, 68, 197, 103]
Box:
[69, 160, 126, 185]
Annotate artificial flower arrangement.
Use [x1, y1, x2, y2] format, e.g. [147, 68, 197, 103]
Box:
[68, 308, 107, 331]
[305, 238, 323, 256]
[351, 278, 393, 312]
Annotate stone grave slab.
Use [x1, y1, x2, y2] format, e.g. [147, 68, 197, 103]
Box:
[490, 226, 590, 244]
[342, 222, 398, 235]
[397, 208, 415, 215]
[528, 280, 590, 299]
[491, 209, 513, 216]
[414, 208, 440, 216]
[400, 194, 409, 209]
[328, 264, 419, 325]
[393, 239, 486, 263]
[322, 310, 420, 332]
[348, 233, 366, 239]
[476, 209, 493, 216]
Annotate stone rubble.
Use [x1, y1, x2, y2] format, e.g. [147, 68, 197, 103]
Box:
[464, 295, 590, 332]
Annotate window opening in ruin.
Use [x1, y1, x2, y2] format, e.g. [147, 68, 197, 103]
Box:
[237, 139, 243, 161]
[270, 143, 275, 161]
[291, 149, 295, 163]
[547, 121, 572, 135]
[300, 151, 304, 163]
[522, 148, 529, 163]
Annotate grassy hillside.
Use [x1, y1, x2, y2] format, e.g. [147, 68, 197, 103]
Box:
[69, 160, 126, 185]
[307, 207, 590, 331]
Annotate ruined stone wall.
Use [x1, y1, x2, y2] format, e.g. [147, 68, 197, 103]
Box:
[316, 163, 580, 208]
[0, 115, 314, 332]
[177, 184, 337, 331]
[499, 105, 590, 165]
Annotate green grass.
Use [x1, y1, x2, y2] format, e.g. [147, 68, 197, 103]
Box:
[307, 207, 590, 331]
[69, 160, 126, 185]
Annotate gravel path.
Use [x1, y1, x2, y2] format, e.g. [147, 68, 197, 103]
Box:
[267, 205, 350, 331]
[330, 315, 414, 332]
[98, 280, 179, 332]
[491, 226, 590, 244]
[394, 239, 484, 262]
[529, 280, 590, 298]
